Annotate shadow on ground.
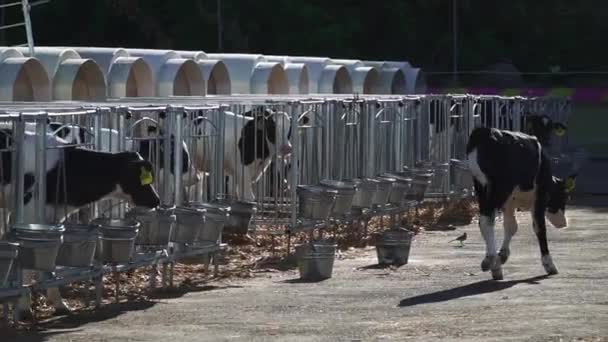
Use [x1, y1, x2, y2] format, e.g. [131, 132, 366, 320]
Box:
[0, 282, 242, 342]
[398, 275, 549, 308]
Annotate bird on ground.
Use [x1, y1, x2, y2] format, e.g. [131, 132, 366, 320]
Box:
[449, 232, 467, 246]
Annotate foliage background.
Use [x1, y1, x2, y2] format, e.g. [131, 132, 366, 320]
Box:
[1, 0, 606, 87]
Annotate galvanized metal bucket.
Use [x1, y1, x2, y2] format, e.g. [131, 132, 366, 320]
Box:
[319, 179, 358, 217]
[10, 224, 65, 272]
[125, 206, 176, 247]
[189, 202, 229, 244]
[375, 229, 413, 266]
[56, 223, 100, 268]
[379, 172, 413, 206]
[213, 198, 256, 235]
[372, 177, 395, 206]
[402, 168, 434, 202]
[450, 159, 473, 195]
[0, 241, 19, 287]
[351, 178, 379, 208]
[92, 218, 140, 264]
[296, 240, 337, 281]
[172, 206, 205, 244]
[296, 185, 338, 220]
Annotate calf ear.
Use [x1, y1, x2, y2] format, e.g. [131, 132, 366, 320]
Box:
[553, 122, 567, 136]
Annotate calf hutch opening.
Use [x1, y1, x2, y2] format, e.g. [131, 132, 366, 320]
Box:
[332, 59, 383, 94]
[20, 47, 106, 101]
[287, 56, 353, 94]
[68, 47, 155, 98]
[0, 48, 50, 101]
[208, 53, 288, 94]
[126, 49, 205, 96]
[200, 60, 231, 95]
[263, 56, 309, 94]
[319, 64, 353, 94]
[363, 61, 407, 94]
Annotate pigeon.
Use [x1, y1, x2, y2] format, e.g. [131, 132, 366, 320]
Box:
[449, 232, 467, 246]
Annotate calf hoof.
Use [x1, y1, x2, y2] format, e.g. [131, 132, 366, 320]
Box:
[542, 255, 559, 275]
[491, 266, 504, 280]
[481, 255, 498, 272]
[498, 248, 510, 265]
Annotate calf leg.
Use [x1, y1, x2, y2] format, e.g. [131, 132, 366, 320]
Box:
[532, 200, 558, 275]
[474, 180, 509, 280]
[499, 205, 518, 264]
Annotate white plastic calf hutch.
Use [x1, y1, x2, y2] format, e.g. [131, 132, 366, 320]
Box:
[384, 61, 428, 94]
[67, 47, 154, 98]
[175, 50, 231, 95]
[0, 48, 50, 101]
[264, 55, 310, 94]
[331, 59, 383, 94]
[362, 61, 407, 94]
[287, 56, 353, 94]
[207, 53, 288, 95]
[126, 49, 205, 96]
[17, 47, 106, 101]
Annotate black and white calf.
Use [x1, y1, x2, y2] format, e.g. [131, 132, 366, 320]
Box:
[48, 122, 199, 190]
[0, 128, 161, 317]
[193, 109, 303, 201]
[466, 127, 576, 280]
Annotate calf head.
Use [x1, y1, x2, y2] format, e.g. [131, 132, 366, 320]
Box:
[546, 173, 577, 228]
[117, 152, 161, 208]
[523, 114, 567, 146]
[143, 126, 199, 186]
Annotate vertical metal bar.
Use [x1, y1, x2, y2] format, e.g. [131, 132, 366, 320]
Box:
[290, 102, 300, 229]
[34, 113, 47, 222]
[21, 0, 34, 56]
[12, 115, 25, 225]
[216, 105, 226, 198]
[162, 106, 174, 206]
[173, 107, 184, 207]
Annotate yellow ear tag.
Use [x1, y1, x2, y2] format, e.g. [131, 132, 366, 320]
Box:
[140, 167, 154, 186]
[554, 127, 566, 136]
[565, 177, 576, 193]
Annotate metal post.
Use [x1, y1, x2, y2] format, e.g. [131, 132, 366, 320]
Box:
[289, 102, 300, 229]
[172, 106, 184, 207]
[216, 105, 227, 198]
[12, 115, 25, 225]
[21, 0, 34, 56]
[162, 106, 175, 206]
[34, 113, 47, 223]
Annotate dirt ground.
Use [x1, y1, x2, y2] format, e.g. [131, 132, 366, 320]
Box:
[2, 201, 608, 342]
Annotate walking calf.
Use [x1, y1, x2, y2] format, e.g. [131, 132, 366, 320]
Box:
[466, 127, 576, 280]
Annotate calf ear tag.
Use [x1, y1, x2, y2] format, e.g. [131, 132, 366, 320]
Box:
[140, 167, 154, 186]
[565, 177, 576, 193]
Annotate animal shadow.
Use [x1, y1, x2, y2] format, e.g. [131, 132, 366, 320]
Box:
[398, 274, 549, 308]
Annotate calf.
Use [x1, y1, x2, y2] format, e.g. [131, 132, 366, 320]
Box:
[48, 122, 199, 190]
[192, 109, 298, 201]
[466, 127, 576, 280]
[0, 128, 161, 317]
